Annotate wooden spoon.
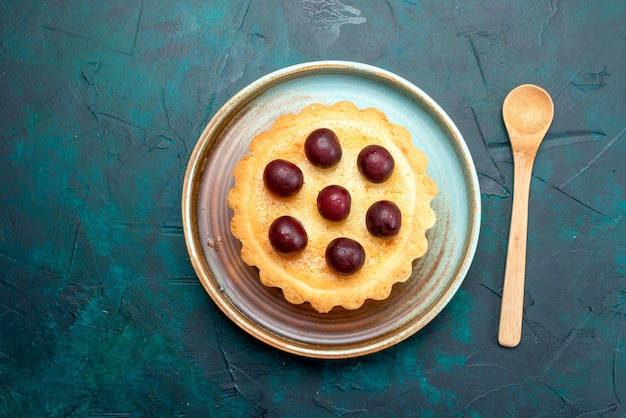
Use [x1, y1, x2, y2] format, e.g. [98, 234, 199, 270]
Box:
[498, 84, 554, 347]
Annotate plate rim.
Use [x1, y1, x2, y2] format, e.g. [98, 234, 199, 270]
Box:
[182, 60, 481, 359]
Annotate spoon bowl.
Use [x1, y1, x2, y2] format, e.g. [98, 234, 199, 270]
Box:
[503, 85, 555, 137]
[498, 84, 554, 348]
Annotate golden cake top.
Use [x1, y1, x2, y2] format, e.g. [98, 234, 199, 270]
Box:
[228, 101, 437, 313]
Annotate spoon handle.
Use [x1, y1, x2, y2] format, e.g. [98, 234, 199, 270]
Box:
[498, 151, 535, 347]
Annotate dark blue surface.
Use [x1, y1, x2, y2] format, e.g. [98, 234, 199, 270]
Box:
[1, 1, 625, 416]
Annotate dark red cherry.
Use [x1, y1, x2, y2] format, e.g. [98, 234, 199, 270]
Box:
[317, 185, 351, 221]
[325, 237, 365, 275]
[304, 128, 342, 168]
[268, 216, 308, 254]
[263, 159, 304, 197]
[357, 145, 394, 183]
[366, 201, 402, 237]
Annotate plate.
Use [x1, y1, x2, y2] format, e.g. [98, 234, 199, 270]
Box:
[182, 61, 481, 359]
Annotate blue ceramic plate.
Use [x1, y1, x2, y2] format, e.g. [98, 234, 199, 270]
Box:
[182, 61, 481, 359]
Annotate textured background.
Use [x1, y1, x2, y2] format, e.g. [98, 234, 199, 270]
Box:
[1, 0, 625, 416]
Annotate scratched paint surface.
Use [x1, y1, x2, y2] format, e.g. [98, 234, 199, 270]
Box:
[1, 0, 625, 415]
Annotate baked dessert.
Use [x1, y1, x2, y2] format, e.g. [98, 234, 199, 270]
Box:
[228, 101, 437, 313]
